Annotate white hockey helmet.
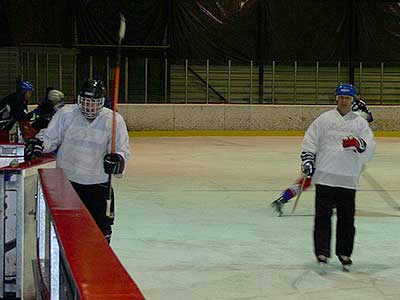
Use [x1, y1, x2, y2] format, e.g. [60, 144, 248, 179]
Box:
[48, 89, 64, 106]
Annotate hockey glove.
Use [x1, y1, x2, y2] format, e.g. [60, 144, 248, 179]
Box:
[352, 99, 368, 113]
[24, 138, 43, 160]
[352, 99, 374, 123]
[301, 151, 316, 177]
[342, 136, 367, 153]
[104, 153, 125, 175]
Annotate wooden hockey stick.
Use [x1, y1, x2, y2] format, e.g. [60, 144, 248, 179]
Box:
[106, 14, 126, 219]
[291, 175, 308, 215]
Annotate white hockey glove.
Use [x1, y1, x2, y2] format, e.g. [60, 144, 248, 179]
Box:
[301, 151, 316, 177]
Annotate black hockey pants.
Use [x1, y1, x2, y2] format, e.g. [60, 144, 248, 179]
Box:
[314, 184, 356, 258]
[71, 181, 115, 243]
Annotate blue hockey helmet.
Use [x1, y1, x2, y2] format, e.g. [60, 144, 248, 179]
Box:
[18, 80, 33, 93]
[335, 83, 357, 98]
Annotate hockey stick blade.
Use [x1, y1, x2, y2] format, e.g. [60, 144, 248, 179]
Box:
[118, 14, 126, 45]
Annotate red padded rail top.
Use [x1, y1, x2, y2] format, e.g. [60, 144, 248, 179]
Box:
[39, 168, 145, 300]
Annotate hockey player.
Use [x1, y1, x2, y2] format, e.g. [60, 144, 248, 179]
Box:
[271, 88, 374, 217]
[271, 177, 312, 217]
[301, 83, 375, 270]
[26, 79, 131, 243]
[0, 80, 34, 141]
[31, 88, 65, 131]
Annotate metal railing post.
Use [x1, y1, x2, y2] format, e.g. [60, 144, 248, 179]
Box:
[35, 53, 39, 101]
[89, 56, 93, 80]
[73, 55, 77, 97]
[228, 60, 231, 103]
[145, 58, 148, 103]
[106, 56, 110, 98]
[164, 58, 168, 103]
[59, 54, 62, 90]
[272, 61, 275, 104]
[206, 59, 209, 104]
[250, 60, 253, 104]
[46, 53, 49, 87]
[359, 62, 363, 91]
[315, 61, 319, 104]
[125, 57, 129, 102]
[380, 62, 384, 104]
[337, 61, 341, 84]
[21, 52, 24, 80]
[185, 59, 188, 104]
[294, 61, 297, 103]
[27, 52, 30, 81]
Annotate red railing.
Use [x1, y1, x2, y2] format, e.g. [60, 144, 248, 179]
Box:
[36, 168, 145, 300]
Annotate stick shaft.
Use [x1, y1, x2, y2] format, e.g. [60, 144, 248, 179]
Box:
[291, 175, 308, 214]
[111, 64, 120, 152]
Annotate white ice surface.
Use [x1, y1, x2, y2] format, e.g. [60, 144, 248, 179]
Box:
[111, 136, 400, 300]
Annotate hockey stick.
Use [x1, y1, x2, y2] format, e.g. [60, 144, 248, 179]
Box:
[106, 14, 126, 219]
[291, 175, 308, 215]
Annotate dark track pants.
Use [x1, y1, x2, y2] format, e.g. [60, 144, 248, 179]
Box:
[71, 181, 114, 242]
[314, 184, 356, 258]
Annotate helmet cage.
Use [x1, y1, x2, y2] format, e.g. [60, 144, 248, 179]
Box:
[77, 95, 104, 119]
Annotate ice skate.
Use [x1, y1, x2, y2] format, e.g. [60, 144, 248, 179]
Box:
[315, 255, 329, 274]
[271, 196, 285, 217]
[338, 255, 352, 272]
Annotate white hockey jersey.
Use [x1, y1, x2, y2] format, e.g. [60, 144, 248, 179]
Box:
[302, 108, 375, 190]
[37, 105, 131, 185]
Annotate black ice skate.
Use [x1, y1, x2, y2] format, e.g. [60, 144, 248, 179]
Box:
[317, 255, 328, 265]
[271, 196, 285, 217]
[315, 255, 328, 275]
[338, 255, 352, 272]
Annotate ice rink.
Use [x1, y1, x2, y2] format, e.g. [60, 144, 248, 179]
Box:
[111, 136, 400, 300]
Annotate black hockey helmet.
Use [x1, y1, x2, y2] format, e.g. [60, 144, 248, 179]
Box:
[79, 79, 105, 99]
[77, 80, 106, 119]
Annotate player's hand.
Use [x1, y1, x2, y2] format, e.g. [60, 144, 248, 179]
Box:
[342, 136, 366, 153]
[300, 151, 316, 177]
[104, 153, 125, 175]
[24, 138, 43, 160]
[301, 160, 315, 177]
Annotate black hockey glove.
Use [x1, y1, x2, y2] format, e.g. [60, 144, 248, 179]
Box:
[104, 153, 125, 175]
[301, 151, 316, 177]
[352, 99, 368, 113]
[24, 138, 43, 160]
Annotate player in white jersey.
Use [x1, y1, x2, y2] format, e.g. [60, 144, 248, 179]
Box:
[271, 88, 374, 218]
[26, 79, 131, 243]
[301, 83, 375, 270]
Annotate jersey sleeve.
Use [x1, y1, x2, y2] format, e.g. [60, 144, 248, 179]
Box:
[301, 116, 321, 155]
[358, 120, 375, 164]
[36, 110, 65, 152]
[113, 113, 131, 163]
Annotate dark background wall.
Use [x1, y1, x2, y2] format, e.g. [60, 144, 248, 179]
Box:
[0, 0, 399, 62]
